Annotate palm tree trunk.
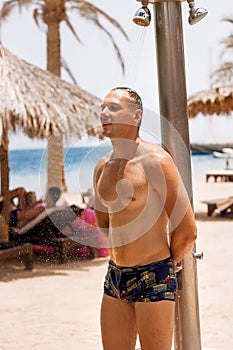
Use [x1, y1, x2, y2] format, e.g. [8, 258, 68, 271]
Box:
[47, 20, 67, 191]
[47, 134, 66, 189]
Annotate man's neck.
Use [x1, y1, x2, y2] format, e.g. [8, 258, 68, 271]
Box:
[111, 136, 140, 159]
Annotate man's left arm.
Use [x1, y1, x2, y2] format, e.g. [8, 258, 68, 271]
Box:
[143, 147, 197, 265]
[162, 156, 197, 265]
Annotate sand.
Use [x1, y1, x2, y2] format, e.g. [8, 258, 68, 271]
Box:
[0, 179, 232, 350]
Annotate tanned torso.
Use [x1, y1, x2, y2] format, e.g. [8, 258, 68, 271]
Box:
[95, 139, 171, 266]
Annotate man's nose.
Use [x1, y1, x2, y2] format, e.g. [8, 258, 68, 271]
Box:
[101, 114, 111, 124]
[101, 105, 110, 114]
[100, 107, 111, 122]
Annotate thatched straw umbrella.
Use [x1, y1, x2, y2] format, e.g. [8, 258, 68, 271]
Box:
[188, 85, 233, 118]
[0, 45, 101, 242]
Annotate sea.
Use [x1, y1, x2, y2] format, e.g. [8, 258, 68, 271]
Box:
[8, 146, 229, 199]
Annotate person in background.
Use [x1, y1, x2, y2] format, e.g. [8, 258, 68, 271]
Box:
[10, 186, 62, 229]
[8, 187, 31, 211]
[80, 194, 96, 226]
[8, 187, 35, 227]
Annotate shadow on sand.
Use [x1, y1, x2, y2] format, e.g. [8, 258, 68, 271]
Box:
[0, 254, 108, 283]
[195, 210, 233, 222]
[4, 210, 231, 283]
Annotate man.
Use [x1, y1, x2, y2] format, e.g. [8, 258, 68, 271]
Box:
[94, 87, 197, 350]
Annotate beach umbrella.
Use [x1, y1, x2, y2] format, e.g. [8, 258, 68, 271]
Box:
[0, 45, 101, 143]
[0, 45, 102, 242]
[188, 85, 233, 118]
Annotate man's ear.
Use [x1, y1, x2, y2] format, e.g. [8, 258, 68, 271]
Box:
[134, 109, 142, 127]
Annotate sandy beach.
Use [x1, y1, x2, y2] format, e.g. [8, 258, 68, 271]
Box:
[0, 178, 232, 350]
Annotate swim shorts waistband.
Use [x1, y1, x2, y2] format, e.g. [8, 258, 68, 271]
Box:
[108, 256, 173, 272]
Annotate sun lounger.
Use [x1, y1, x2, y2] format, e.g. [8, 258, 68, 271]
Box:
[9, 206, 98, 263]
[205, 169, 233, 182]
[0, 242, 33, 270]
[201, 197, 233, 217]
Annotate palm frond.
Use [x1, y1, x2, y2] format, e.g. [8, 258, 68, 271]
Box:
[93, 18, 126, 75]
[218, 17, 233, 51]
[0, 0, 128, 75]
[64, 15, 83, 43]
[220, 35, 233, 51]
[0, 0, 35, 19]
[61, 56, 79, 85]
[33, 8, 45, 29]
[68, 1, 127, 74]
[222, 18, 233, 25]
[209, 16, 233, 86]
[211, 62, 233, 86]
[68, 0, 129, 40]
[0, 0, 20, 18]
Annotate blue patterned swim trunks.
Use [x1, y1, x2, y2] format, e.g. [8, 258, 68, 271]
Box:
[104, 256, 177, 303]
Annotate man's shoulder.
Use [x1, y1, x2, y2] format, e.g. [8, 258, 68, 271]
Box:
[139, 140, 172, 164]
[94, 151, 112, 170]
[138, 140, 178, 187]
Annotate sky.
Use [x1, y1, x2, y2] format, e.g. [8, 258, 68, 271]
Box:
[0, 0, 233, 149]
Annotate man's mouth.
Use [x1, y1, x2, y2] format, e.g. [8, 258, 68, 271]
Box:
[102, 123, 112, 127]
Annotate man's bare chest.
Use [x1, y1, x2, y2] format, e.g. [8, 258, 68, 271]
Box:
[97, 159, 148, 209]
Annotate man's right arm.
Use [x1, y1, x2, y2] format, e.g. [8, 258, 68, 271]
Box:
[93, 159, 109, 237]
[94, 196, 109, 237]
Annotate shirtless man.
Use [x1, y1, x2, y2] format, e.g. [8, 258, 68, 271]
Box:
[94, 87, 197, 350]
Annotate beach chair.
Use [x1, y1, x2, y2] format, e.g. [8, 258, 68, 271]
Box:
[9, 206, 98, 263]
[0, 242, 33, 270]
[201, 197, 233, 217]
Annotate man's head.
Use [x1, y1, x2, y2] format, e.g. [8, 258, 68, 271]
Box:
[23, 191, 37, 209]
[111, 87, 143, 112]
[100, 87, 143, 139]
[46, 186, 62, 207]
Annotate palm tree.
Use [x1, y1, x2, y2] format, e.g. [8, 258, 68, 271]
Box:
[0, 0, 128, 190]
[211, 18, 233, 86]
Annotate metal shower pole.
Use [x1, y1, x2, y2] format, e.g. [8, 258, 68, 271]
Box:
[154, 1, 201, 349]
[134, 0, 203, 349]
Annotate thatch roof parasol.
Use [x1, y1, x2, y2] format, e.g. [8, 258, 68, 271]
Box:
[0, 45, 102, 242]
[188, 85, 233, 118]
[0, 45, 102, 147]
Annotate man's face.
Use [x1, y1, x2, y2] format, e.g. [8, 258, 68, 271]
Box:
[100, 90, 139, 139]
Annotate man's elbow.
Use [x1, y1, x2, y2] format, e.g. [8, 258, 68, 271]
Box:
[95, 218, 109, 237]
[191, 224, 197, 242]
[185, 224, 197, 249]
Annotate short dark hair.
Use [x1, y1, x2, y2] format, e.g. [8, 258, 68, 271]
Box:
[24, 191, 37, 208]
[111, 86, 143, 111]
[48, 187, 61, 203]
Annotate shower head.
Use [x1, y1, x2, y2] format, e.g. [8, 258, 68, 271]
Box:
[187, 1, 208, 25]
[133, 1, 151, 27]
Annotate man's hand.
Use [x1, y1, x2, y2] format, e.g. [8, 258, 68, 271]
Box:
[174, 261, 182, 273]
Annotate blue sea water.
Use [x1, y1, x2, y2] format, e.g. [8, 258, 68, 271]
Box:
[8, 146, 229, 198]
